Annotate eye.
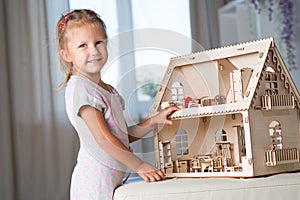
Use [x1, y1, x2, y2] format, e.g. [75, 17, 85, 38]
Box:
[96, 41, 105, 45]
[78, 43, 87, 48]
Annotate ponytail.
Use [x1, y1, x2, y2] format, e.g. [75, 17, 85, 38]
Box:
[56, 65, 73, 92]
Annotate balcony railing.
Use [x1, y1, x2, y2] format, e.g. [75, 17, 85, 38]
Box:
[265, 148, 299, 166]
[261, 94, 295, 110]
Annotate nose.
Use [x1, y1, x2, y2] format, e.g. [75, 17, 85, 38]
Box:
[90, 45, 100, 56]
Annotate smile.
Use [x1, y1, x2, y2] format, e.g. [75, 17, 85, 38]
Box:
[88, 58, 102, 63]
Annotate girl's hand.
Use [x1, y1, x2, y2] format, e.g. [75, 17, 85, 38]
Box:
[136, 162, 165, 182]
[151, 106, 180, 126]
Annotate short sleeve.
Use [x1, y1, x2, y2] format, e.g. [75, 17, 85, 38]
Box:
[72, 81, 108, 117]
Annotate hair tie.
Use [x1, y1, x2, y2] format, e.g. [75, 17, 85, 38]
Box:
[59, 10, 100, 31]
[59, 12, 74, 30]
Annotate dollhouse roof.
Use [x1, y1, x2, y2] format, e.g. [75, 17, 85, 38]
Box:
[150, 37, 300, 119]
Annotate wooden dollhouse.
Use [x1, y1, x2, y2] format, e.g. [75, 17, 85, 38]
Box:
[149, 38, 300, 177]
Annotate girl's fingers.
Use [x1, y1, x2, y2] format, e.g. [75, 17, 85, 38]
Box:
[165, 119, 173, 125]
[140, 170, 165, 182]
[165, 106, 180, 115]
[157, 170, 165, 178]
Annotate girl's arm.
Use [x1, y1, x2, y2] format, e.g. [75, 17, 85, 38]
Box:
[128, 106, 180, 143]
[80, 105, 164, 182]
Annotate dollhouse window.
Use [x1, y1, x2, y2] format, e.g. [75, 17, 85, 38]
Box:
[238, 126, 246, 156]
[269, 121, 283, 150]
[172, 82, 184, 101]
[264, 67, 278, 95]
[175, 129, 189, 155]
[215, 129, 227, 142]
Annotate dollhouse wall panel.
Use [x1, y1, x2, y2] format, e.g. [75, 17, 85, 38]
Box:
[165, 63, 221, 100]
[157, 117, 213, 161]
[159, 118, 201, 161]
[249, 109, 300, 175]
[249, 110, 300, 148]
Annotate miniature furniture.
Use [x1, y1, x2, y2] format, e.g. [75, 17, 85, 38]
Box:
[113, 171, 300, 200]
[149, 38, 300, 178]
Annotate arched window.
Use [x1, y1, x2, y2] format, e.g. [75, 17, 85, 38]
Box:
[175, 129, 188, 155]
[171, 82, 184, 101]
[264, 67, 278, 95]
[215, 129, 227, 142]
[269, 121, 283, 150]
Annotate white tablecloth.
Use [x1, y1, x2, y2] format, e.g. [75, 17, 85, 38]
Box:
[114, 171, 300, 200]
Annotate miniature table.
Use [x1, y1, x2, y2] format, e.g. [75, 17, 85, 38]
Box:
[114, 171, 300, 200]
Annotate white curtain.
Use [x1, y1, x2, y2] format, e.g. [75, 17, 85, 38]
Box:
[0, 0, 79, 199]
[189, 0, 225, 50]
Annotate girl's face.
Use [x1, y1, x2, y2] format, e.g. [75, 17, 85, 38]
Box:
[60, 24, 108, 81]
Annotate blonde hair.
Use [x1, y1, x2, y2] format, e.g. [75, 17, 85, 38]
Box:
[56, 9, 107, 91]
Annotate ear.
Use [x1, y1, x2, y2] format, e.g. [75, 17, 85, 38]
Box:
[60, 49, 72, 62]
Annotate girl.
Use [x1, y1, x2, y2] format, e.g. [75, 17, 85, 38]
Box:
[56, 9, 179, 199]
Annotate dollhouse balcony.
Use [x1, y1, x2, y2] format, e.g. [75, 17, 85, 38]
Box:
[261, 94, 295, 110]
[265, 148, 300, 166]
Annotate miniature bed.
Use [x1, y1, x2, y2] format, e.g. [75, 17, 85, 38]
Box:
[113, 171, 300, 200]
